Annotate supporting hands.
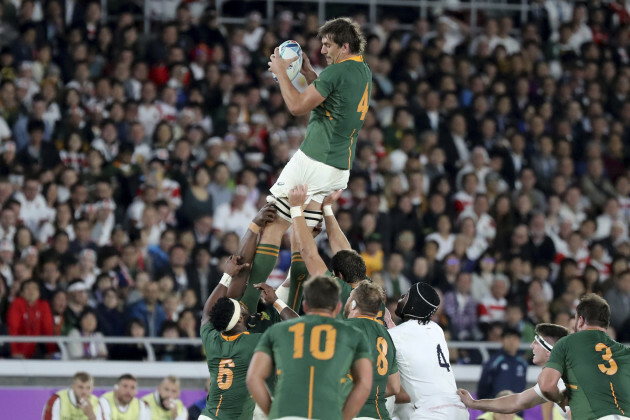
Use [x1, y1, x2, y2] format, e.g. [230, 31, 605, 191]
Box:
[322, 189, 344, 207]
[254, 283, 279, 305]
[288, 184, 309, 208]
[253, 202, 277, 227]
[223, 255, 250, 278]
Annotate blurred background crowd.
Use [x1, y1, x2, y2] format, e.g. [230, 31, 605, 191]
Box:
[0, 0, 629, 366]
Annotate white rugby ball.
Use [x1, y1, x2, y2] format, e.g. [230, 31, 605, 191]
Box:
[272, 40, 303, 82]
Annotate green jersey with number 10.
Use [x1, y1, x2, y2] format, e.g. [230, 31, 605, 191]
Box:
[301, 56, 372, 170]
[545, 329, 630, 420]
[254, 314, 372, 420]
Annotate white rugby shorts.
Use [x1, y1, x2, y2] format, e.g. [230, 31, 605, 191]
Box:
[269, 150, 350, 204]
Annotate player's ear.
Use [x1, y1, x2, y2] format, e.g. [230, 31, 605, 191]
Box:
[333, 301, 342, 316]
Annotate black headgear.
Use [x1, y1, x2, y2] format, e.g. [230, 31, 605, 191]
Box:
[401, 282, 440, 321]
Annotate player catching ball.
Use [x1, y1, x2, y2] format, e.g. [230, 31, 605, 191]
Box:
[240, 17, 373, 312]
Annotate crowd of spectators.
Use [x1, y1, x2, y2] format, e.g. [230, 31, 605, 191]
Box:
[0, 0, 630, 363]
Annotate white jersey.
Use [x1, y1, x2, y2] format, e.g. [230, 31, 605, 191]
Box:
[389, 320, 462, 409]
[534, 378, 570, 420]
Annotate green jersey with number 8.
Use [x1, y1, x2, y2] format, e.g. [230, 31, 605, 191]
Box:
[200, 323, 261, 419]
[345, 316, 398, 420]
[301, 56, 372, 170]
[545, 329, 630, 420]
[254, 314, 372, 420]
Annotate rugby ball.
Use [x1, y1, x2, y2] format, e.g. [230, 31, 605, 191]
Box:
[272, 40, 303, 82]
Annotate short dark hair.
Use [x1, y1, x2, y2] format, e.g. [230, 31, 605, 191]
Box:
[331, 250, 366, 284]
[117, 374, 136, 383]
[303, 275, 340, 311]
[209, 297, 237, 331]
[353, 280, 385, 316]
[318, 17, 366, 54]
[534, 323, 569, 344]
[502, 327, 521, 339]
[576, 293, 610, 328]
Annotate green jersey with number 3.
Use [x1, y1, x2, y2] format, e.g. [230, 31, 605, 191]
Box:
[301, 56, 372, 170]
[254, 314, 372, 420]
[545, 329, 630, 420]
[200, 323, 261, 419]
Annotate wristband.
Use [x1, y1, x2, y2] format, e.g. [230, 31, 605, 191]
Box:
[219, 273, 233, 288]
[323, 205, 334, 217]
[290, 206, 303, 218]
[273, 299, 288, 313]
[249, 222, 261, 234]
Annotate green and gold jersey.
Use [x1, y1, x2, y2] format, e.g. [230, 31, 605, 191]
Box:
[302, 56, 372, 170]
[345, 316, 398, 420]
[200, 323, 261, 419]
[545, 329, 630, 420]
[255, 314, 372, 420]
[325, 270, 387, 323]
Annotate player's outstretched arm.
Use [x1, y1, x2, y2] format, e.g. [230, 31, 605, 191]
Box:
[269, 48, 325, 116]
[246, 352, 274, 415]
[457, 387, 546, 413]
[254, 283, 299, 320]
[289, 185, 328, 276]
[322, 190, 352, 254]
[342, 357, 373, 420]
[538, 367, 565, 407]
[200, 255, 250, 327]
[385, 372, 401, 398]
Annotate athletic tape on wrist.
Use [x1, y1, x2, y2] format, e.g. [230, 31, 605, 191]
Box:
[290, 206, 303, 218]
[249, 222, 261, 234]
[273, 299, 288, 314]
[219, 273, 233, 288]
[323, 205, 334, 217]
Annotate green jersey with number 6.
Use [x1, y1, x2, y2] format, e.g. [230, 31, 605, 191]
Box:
[254, 314, 372, 420]
[301, 56, 372, 170]
[200, 323, 261, 419]
[345, 316, 398, 420]
[545, 329, 630, 420]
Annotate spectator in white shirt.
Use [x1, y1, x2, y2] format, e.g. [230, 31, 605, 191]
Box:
[213, 185, 257, 239]
[14, 177, 54, 236]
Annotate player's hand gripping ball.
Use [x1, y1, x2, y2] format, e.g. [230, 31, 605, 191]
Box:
[272, 40, 303, 82]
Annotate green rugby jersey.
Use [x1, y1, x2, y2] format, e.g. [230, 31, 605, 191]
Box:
[345, 316, 398, 420]
[200, 323, 261, 419]
[301, 56, 372, 170]
[255, 314, 372, 420]
[546, 329, 630, 420]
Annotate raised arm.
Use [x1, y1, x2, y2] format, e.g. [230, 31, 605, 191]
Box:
[255, 283, 299, 320]
[200, 255, 250, 327]
[458, 387, 546, 413]
[322, 190, 352, 254]
[269, 48, 325, 116]
[236, 203, 277, 312]
[289, 185, 328, 276]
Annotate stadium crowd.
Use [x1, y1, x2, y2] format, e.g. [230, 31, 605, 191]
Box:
[0, 0, 629, 365]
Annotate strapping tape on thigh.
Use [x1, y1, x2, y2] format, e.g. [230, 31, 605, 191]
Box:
[304, 209, 323, 227]
[267, 195, 292, 222]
